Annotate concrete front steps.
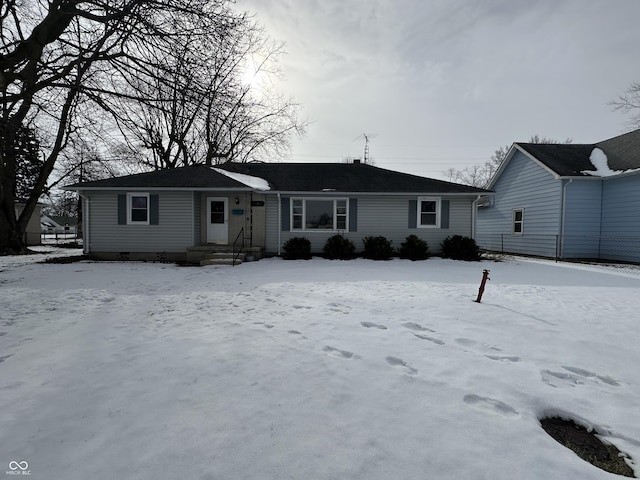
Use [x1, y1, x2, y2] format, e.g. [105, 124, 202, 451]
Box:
[200, 251, 245, 266]
[186, 245, 263, 266]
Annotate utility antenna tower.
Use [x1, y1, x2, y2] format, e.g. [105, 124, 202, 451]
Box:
[354, 133, 377, 164]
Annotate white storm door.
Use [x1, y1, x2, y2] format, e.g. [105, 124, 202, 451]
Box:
[206, 197, 228, 243]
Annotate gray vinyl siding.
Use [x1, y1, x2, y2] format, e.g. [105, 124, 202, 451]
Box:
[87, 190, 195, 253]
[193, 192, 201, 245]
[561, 180, 603, 258]
[265, 194, 280, 253]
[265, 194, 474, 255]
[476, 150, 562, 257]
[600, 174, 640, 262]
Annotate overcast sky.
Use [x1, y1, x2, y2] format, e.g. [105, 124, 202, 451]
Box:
[236, 0, 640, 180]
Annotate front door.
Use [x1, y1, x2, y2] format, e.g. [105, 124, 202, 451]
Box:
[206, 197, 228, 243]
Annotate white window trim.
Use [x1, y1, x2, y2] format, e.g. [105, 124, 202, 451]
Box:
[127, 192, 150, 225]
[512, 208, 524, 235]
[417, 196, 441, 228]
[290, 197, 349, 232]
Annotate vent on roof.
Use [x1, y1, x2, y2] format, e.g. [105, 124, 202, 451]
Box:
[353, 159, 361, 164]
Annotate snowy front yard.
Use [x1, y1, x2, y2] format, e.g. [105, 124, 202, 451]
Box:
[1, 250, 639, 479]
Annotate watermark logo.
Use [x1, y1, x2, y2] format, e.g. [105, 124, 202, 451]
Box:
[6, 461, 30, 476]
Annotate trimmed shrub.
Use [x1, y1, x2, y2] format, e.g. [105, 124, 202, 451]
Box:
[440, 235, 481, 261]
[282, 237, 311, 260]
[363, 236, 394, 260]
[399, 234, 430, 261]
[323, 235, 356, 260]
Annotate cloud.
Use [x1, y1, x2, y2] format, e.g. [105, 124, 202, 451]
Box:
[236, 0, 640, 178]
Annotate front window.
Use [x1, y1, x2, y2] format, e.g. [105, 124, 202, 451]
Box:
[512, 209, 524, 235]
[291, 198, 348, 231]
[418, 197, 440, 228]
[128, 193, 149, 224]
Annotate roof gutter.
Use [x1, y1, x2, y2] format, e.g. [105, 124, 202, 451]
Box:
[265, 190, 493, 197]
[63, 186, 254, 192]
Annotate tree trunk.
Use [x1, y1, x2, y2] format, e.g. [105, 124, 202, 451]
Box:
[0, 201, 26, 254]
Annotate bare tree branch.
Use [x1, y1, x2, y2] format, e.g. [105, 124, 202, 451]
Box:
[610, 82, 640, 128]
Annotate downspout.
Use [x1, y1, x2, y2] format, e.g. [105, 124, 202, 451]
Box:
[277, 193, 282, 256]
[471, 195, 482, 239]
[560, 179, 573, 259]
[78, 192, 90, 255]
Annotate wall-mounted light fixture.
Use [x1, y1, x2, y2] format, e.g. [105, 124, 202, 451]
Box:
[234, 197, 240, 205]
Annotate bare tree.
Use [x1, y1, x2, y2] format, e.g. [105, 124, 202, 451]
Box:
[112, 15, 306, 170]
[444, 136, 572, 188]
[610, 82, 640, 128]
[0, 0, 238, 253]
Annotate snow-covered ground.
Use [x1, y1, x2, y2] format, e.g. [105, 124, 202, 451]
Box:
[1, 250, 639, 479]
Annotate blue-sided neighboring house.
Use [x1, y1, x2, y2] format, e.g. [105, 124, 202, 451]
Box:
[476, 128, 640, 263]
[65, 161, 491, 264]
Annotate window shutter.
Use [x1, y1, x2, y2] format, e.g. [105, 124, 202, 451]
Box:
[150, 194, 159, 225]
[441, 200, 450, 229]
[118, 194, 127, 225]
[349, 198, 358, 232]
[281, 196, 290, 231]
[408, 200, 417, 228]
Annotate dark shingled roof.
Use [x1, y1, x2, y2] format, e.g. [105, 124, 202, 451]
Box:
[516, 128, 640, 177]
[67, 162, 491, 194]
[516, 143, 597, 176]
[219, 162, 490, 194]
[596, 128, 640, 171]
[66, 165, 249, 189]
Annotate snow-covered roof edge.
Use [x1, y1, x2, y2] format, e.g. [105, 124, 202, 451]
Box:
[212, 168, 271, 191]
[581, 148, 640, 177]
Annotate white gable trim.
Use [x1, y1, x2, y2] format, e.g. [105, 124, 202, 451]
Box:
[487, 144, 562, 189]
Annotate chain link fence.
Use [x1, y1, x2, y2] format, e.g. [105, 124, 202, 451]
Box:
[478, 233, 640, 265]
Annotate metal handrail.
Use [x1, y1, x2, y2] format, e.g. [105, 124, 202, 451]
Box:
[232, 227, 245, 266]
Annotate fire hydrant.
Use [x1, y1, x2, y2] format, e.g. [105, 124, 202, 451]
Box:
[475, 269, 490, 303]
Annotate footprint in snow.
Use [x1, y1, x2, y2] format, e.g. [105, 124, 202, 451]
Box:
[253, 322, 274, 329]
[361, 321, 387, 330]
[485, 355, 520, 362]
[541, 367, 619, 388]
[328, 303, 351, 314]
[413, 333, 445, 345]
[463, 394, 519, 417]
[386, 356, 418, 375]
[323, 346, 354, 359]
[0, 354, 14, 364]
[562, 366, 620, 386]
[402, 322, 435, 332]
[455, 338, 502, 353]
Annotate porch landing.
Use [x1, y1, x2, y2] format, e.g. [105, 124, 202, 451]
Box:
[186, 245, 264, 266]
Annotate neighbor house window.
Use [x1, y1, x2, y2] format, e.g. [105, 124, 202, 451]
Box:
[128, 193, 149, 224]
[512, 208, 524, 235]
[291, 198, 348, 231]
[417, 197, 441, 228]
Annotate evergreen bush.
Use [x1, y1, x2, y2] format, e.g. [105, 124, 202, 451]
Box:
[282, 237, 312, 260]
[362, 236, 394, 260]
[399, 234, 430, 261]
[323, 235, 356, 259]
[440, 235, 481, 261]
